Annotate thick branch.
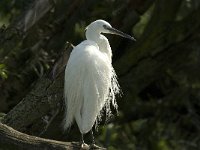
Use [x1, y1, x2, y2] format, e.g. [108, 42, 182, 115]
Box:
[0, 123, 83, 150]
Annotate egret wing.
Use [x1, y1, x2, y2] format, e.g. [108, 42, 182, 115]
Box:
[64, 40, 119, 133]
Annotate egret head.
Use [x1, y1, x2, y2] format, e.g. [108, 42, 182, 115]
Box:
[86, 19, 135, 41]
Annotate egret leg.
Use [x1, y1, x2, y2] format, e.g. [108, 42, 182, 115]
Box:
[80, 134, 88, 149]
[89, 130, 105, 149]
[81, 134, 84, 144]
[90, 130, 95, 144]
[81, 134, 86, 145]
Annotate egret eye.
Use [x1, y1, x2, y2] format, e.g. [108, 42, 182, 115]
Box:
[103, 25, 108, 29]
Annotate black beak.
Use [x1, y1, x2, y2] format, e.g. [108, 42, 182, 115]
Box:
[103, 25, 136, 41]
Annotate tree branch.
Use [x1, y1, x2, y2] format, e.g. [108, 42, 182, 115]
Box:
[0, 122, 84, 150]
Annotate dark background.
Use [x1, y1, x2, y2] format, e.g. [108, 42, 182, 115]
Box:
[1, 0, 200, 149]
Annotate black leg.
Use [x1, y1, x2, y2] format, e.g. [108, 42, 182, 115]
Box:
[89, 130, 105, 149]
[90, 130, 95, 144]
[81, 133, 85, 144]
[80, 133, 89, 149]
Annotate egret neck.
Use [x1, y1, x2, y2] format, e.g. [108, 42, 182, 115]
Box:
[86, 26, 112, 61]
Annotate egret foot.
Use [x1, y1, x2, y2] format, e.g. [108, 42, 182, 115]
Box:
[89, 144, 106, 149]
[81, 143, 89, 149]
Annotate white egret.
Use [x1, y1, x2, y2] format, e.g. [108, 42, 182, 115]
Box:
[63, 19, 135, 148]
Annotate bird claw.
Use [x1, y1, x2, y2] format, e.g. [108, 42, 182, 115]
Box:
[80, 143, 89, 149]
[89, 144, 106, 149]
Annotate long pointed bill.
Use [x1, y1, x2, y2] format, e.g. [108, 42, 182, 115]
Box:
[104, 26, 136, 41]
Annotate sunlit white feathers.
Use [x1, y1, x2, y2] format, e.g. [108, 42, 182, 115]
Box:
[63, 20, 123, 134]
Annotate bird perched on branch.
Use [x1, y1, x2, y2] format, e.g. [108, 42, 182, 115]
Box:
[63, 19, 135, 148]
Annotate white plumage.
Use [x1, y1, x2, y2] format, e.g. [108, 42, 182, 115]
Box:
[63, 20, 134, 135]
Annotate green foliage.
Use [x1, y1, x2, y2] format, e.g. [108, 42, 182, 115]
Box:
[133, 5, 154, 38]
[0, 63, 8, 79]
[0, 0, 29, 25]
